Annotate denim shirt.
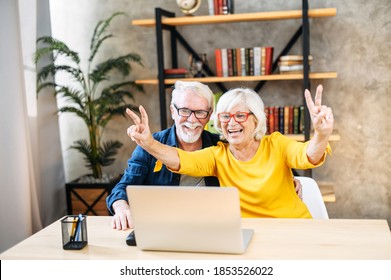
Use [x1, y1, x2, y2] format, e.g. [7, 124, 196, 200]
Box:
[106, 125, 221, 214]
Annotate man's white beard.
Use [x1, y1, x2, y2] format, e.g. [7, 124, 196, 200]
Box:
[178, 122, 203, 144]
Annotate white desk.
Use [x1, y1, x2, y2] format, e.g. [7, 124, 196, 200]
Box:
[1, 217, 390, 260]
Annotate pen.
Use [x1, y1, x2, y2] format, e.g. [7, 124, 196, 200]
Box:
[74, 214, 83, 241]
[70, 217, 78, 241]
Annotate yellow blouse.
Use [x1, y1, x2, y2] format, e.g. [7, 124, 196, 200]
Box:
[173, 132, 331, 218]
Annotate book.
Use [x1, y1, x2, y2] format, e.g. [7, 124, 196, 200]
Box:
[215, 49, 223, 77]
[279, 64, 310, 74]
[268, 107, 275, 134]
[164, 73, 187, 78]
[222, 0, 229, 15]
[274, 106, 279, 133]
[293, 106, 299, 134]
[284, 106, 290, 134]
[221, 48, 228, 77]
[265, 46, 274, 75]
[299, 105, 305, 133]
[207, 0, 215, 15]
[288, 106, 294, 134]
[232, 48, 237, 76]
[164, 68, 188, 74]
[278, 60, 312, 66]
[214, 0, 220, 15]
[279, 55, 313, 62]
[227, 0, 234, 14]
[247, 48, 254, 76]
[278, 106, 284, 133]
[261, 47, 266, 75]
[227, 48, 233, 76]
[253, 47, 261, 76]
[265, 107, 270, 133]
[279, 64, 305, 71]
[240, 48, 246, 76]
[218, 0, 224, 15]
[236, 47, 242, 76]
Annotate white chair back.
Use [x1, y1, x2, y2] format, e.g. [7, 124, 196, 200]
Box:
[295, 176, 329, 219]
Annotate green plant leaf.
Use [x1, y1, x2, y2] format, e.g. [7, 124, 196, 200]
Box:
[36, 82, 58, 94]
[99, 140, 123, 166]
[89, 12, 126, 62]
[70, 139, 94, 168]
[58, 106, 90, 125]
[35, 36, 80, 64]
[89, 53, 143, 84]
[57, 87, 86, 110]
[35, 12, 144, 179]
[36, 64, 84, 84]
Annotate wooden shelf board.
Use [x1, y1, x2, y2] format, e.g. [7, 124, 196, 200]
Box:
[132, 8, 336, 27]
[135, 72, 337, 85]
[317, 181, 336, 202]
[286, 132, 340, 142]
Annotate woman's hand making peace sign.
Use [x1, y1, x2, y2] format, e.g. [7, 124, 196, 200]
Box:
[304, 85, 334, 165]
[304, 84, 334, 139]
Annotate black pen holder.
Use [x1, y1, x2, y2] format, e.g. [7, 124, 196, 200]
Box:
[61, 215, 88, 250]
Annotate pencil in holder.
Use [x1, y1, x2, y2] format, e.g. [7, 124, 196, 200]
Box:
[61, 214, 88, 250]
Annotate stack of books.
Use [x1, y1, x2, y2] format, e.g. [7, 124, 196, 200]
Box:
[278, 55, 313, 74]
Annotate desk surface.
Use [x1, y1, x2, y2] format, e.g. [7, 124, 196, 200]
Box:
[1, 217, 390, 260]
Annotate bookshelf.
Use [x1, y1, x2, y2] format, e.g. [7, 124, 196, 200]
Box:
[132, 1, 338, 176]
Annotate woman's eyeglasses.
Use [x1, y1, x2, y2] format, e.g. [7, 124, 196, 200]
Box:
[218, 112, 253, 123]
[173, 104, 210, 119]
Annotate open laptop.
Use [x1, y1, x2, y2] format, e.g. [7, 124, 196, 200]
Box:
[126, 186, 254, 254]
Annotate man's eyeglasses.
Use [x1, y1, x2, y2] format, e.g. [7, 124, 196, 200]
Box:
[173, 104, 210, 119]
[218, 112, 254, 123]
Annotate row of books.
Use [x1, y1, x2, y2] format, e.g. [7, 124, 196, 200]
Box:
[215, 47, 274, 77]
[208, 0, 234, 15]
[265, 106, 306, 135]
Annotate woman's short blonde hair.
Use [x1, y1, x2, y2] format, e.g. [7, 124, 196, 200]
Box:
[214, 88, 267, 140]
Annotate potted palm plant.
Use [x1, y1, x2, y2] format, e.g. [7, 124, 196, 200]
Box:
[34, 12, 143, 215]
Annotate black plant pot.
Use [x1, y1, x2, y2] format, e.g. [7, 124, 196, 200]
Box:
[65, 174, 121, 216]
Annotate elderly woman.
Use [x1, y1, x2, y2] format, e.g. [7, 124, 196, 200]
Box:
[127, 85, 333, 218]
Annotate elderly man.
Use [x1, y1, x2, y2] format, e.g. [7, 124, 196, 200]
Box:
[107, 81, 220, 230]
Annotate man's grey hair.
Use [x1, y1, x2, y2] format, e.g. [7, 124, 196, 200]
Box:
[171, 80, 214, 108]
